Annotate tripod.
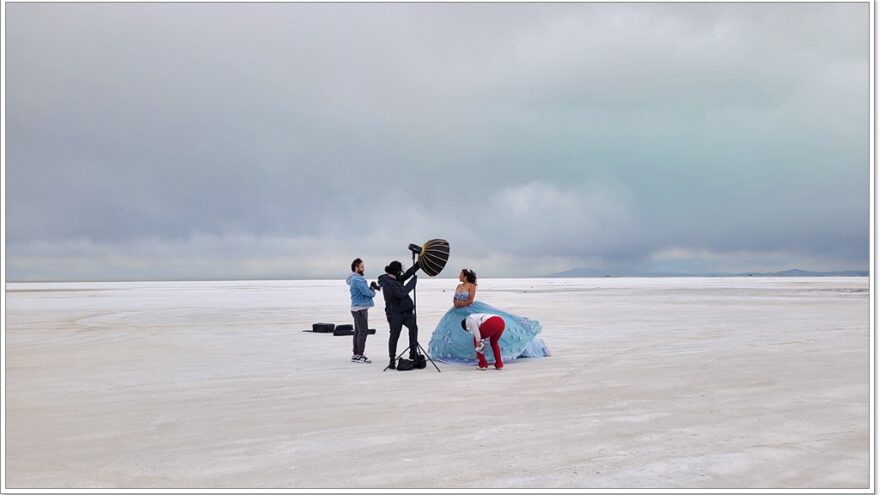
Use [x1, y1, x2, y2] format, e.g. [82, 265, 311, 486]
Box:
[384, 342, 441, 373]
[382, 252, 442, 373]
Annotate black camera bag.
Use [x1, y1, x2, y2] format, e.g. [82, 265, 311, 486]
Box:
[333, 324, 354, 336]
[312, 322, 335, 333]
[413, 352, 427, 369]
[397, 358, 414, 371]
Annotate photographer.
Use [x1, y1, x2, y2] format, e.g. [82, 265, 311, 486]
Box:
[377, 260, 420, 369]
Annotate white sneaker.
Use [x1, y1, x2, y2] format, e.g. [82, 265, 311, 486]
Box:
[354, 355, 372, 364]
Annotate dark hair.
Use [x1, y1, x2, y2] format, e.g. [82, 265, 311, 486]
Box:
[461, 268, 477, 284]
[351, 258, 363, 272]
[385, 260, 403, 274]
[461, 318, 468, 330]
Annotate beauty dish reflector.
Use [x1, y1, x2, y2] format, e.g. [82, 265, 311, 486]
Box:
[416, 239, 450, 277]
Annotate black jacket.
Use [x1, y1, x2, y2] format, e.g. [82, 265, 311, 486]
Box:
[377, 263, 419, 314]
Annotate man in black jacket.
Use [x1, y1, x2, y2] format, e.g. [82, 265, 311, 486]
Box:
[377, 260, 420, 369]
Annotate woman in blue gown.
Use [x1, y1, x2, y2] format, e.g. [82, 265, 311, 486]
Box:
[427, 268, 550, 365]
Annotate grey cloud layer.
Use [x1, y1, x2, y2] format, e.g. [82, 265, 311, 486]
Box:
[5, 3, 869, 280]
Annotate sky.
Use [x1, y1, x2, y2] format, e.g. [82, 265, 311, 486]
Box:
[4, 2, 871, 281]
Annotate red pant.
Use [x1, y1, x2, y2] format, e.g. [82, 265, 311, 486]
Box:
[475, 316, 505, 369]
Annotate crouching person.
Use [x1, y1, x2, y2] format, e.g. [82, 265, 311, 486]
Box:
[461, 313, 506, 370]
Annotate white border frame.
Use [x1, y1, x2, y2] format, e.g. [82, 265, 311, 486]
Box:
[0, 0, 874, 493]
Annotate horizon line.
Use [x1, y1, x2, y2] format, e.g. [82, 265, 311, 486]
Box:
[4, 272, 870, 284]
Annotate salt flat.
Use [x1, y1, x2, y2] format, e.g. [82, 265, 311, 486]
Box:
[3, 277, 871, 489]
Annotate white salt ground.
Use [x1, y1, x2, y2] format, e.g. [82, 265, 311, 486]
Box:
[3, 277, 870, 489]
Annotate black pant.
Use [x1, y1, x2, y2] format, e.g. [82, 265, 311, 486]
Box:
[387, 311, 418, 359]
[351, 309, 369, 356]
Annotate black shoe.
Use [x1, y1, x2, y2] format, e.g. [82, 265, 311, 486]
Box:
[388, 359, 396, 370]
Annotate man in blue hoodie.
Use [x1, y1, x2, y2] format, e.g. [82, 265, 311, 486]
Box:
[346, 258, 379, 364]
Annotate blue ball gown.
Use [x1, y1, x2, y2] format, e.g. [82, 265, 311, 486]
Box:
[427, 289, 551, 365]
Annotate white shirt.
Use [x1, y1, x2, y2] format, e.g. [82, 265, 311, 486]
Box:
[464, 313, 495, 352]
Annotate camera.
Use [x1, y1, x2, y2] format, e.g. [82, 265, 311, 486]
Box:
[370, 281, 381, 291]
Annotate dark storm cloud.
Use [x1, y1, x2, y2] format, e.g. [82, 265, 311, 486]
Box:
[5, 3, 869, 280]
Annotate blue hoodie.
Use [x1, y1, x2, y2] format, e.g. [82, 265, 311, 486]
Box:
[346, 272, 376, 310]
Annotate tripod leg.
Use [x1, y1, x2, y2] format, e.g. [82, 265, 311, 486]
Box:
[419, 343, 442, 373]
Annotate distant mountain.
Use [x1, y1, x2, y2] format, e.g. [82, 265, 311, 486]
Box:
[541, 268, 699, 278]
[543, 268, 615, 278]
[541, 268, 868, 278]
[733, 269, 869, 277]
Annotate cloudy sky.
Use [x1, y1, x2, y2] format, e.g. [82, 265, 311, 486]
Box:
[5, 2, 870, 281]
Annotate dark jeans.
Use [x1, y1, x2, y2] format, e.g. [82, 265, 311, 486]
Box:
[387, 311, 418, 359]
[351, 309, 369, 356]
